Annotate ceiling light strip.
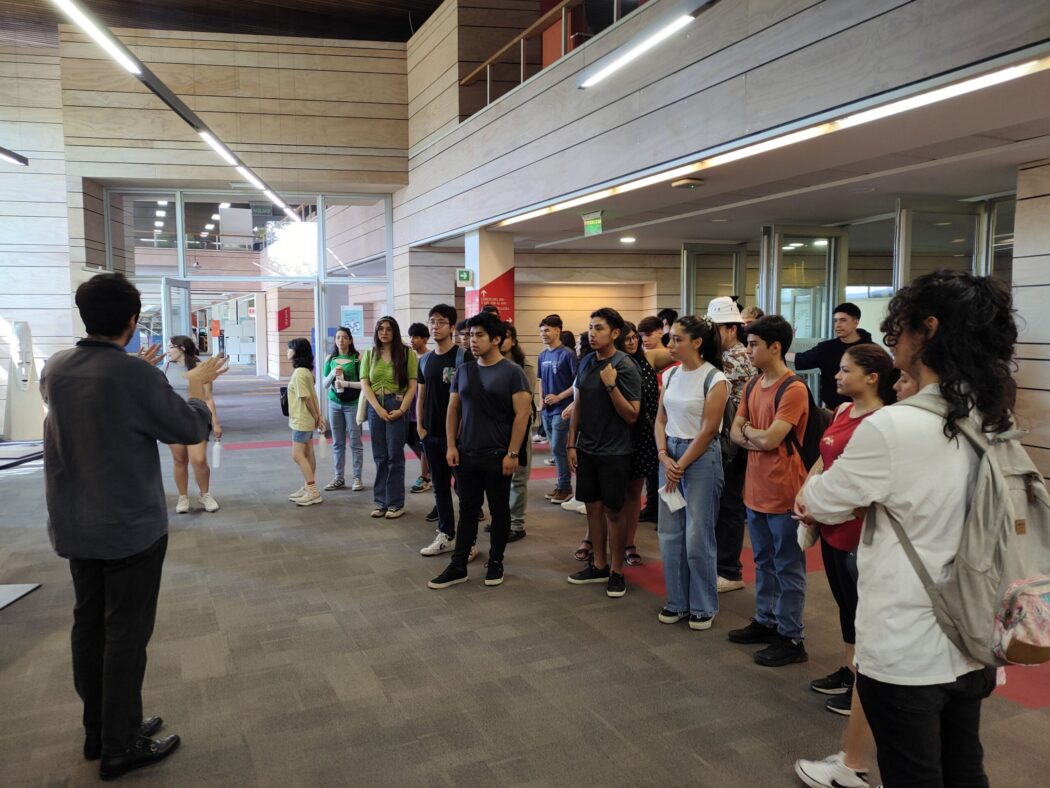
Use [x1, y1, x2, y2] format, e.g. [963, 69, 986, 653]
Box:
[499, 53, 1050, 228]
[0, 146, 29, 166]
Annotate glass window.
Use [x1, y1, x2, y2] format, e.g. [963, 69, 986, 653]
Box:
[845, 217, 895, 345]
[991, 198, 1014, 286]
[108, 191, 178, 276]
[778, 237, 829, 340]
[323, 197, 387, 279]
[691, 252, 736, 314]
[909, 211, 977, 281]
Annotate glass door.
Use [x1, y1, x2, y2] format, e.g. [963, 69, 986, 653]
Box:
[160, 277, 192, 348]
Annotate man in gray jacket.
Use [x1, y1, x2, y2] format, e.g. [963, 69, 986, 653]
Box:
[42, 273, 228, 781]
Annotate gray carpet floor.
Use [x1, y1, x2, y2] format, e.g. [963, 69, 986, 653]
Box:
[1, 369, 1048, 786]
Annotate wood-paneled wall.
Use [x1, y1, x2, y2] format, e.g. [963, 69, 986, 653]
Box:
[0, 46, 73, 434]
[1014, 160, 1050, 477]
[407, 0, 460, 152]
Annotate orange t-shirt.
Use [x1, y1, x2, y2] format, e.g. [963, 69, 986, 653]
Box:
[737, 370, 809, 513]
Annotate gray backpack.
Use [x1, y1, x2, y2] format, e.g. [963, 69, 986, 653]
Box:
[862, 395, 1050, 667]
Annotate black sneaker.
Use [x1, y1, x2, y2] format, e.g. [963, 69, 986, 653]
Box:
[427, 565, 468, 589]
[825, 689, 853, 716]
[657, 608, 688, 624]
[688, 614, 714, 631]
[727, 619, 778, 644]
[425, 506, 439, 522]
[567, 562, 611, 585]
[606, 571, 626, 598]
[810, 665, 854, 695]
[506, 529, 526, 542]
[484, 560, 504, 586]
[754, 636, 808, 667]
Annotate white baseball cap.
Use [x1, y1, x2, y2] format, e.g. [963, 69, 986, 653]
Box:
[707, 296, 743, 324]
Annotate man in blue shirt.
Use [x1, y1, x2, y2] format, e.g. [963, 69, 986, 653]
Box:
[537, 314, 577, 503]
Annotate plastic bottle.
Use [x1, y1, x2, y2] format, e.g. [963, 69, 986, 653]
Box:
[210, 436, 222, 468]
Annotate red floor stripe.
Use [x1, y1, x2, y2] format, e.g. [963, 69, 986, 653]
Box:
[997, 664, 1050, 708]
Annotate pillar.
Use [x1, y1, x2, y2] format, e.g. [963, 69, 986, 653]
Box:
[464, 228, 515, 323]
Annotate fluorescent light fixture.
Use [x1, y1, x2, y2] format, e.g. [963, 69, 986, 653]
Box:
[710, 218, 729, 223]
[199, 130, 237, 165]
[154, 220, 163, 227]
[283, 206, 302, 222]
[205, 223, 215, 230]
[263, 189, 286, 209]
[200, 232, 208, 237]
[211, 213, 221, 221]
[782, 246, 794, 251]
[50, 0, 142, 75]
[580, 14, 693, 89]
[813, 239, 828, 247]
[620, 236, 636, 244]
[157, 200, 168, 206]
[236, 166, 264, 190]
[934, 221, 953, 226]
[501, 54, 1050, 229]
[0, 146, 29, 166]
[219, 202, 230, 209]
[155, 210, 166, 217]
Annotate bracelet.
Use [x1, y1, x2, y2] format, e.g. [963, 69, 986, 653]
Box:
[566, 445, 576, 450]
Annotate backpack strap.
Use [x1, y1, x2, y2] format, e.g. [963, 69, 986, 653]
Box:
[773, 374, 807, 457]
[861, 506, 938, 596]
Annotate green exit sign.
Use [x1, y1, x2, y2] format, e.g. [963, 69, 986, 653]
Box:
[456, 268, 473, 285]
[582, 210, 603, 236]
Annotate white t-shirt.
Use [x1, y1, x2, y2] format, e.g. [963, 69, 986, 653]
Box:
[660, 361, 728, 440]
[801, 385, 984, 685]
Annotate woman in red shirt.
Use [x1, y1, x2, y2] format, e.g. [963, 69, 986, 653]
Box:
[795, 344, 898, 788]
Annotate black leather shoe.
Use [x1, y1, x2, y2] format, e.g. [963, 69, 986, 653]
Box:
[99, 734, 180, 781]
[506, 529, 526, 542]
[85, 717, 164, 761]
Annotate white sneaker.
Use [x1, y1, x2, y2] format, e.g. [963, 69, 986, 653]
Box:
[351, 478, 364, 491]
[296, 488, 323, 506]
[794, 752, 869, 788]
[575, 501, 586, 514]
[420, 532, 454, 557]
[199, 492, 219, 513]
[175, 495, 190, 514]
[560, 496, 578, 511]
[717, 576, 745, 593]
[531, 433, 544, 443]
[288, 486, 306, 501]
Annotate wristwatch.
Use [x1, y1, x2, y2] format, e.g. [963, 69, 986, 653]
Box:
[508, 451, 520, 458]
[605, 385, 615, 392]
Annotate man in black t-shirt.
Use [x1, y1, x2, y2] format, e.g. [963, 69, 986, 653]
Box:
[428, 313, 532, 590]
[417, 304, 471, 557]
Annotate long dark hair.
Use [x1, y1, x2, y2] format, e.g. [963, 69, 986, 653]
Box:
[578, 332, 592, 360]
[880, 269, 1016, 437]
[373, 315, 409, 389]
[329, 326, 358, 360]
[621, 321, 645, 361]
[502, 323, 527, 367]
[287, 337, 314, 370]
[675, 315, 723, 368]
[844, 344, 899, 406]
[169, 335, 199, 370]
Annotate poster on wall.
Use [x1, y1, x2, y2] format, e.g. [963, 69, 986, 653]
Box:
[276, 307, 291, 331]
[339, 306, 365, 338]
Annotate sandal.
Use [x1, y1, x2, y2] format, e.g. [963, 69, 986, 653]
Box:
[573, 539, 593, 562]
[624, 546, 643, 567]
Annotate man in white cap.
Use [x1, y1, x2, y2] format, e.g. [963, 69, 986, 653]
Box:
[706, 296, 756, 593]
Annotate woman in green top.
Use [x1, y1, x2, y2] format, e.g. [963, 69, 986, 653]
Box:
[322, 326, 364, 492]
[360, 316, 418, 518]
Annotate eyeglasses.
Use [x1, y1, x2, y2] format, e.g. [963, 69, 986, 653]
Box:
[428, 319, 449, 327]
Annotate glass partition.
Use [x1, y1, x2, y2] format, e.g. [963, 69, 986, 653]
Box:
[844, 217, 895, 344]
[108, 191, 178, 276]
[909, 210, 978, 282]
[323, 197, 387, 279]
[991, 198, 1014, 286]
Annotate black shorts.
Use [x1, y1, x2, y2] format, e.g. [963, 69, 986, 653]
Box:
[405, 425, 421, 456]
[575, 451, 631, 512]
[820, 536, 859, 645]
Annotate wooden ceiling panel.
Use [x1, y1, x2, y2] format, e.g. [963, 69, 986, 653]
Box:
[1, 0, 444, 49]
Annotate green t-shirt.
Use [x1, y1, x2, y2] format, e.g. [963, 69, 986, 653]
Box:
[287, 366, 316, 432]
[324, 353, 360, 405]
[362, 348, 418, 395]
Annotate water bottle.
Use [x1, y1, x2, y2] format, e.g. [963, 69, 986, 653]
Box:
[317, 430, 329, 459]
[210, 436, 222, 468]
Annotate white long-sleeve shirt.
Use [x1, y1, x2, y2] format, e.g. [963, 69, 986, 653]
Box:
[801, 385, 984, 685]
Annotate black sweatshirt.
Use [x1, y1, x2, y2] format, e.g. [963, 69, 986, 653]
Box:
[792, 329, 874, 409]
[41, 340, 211, 560]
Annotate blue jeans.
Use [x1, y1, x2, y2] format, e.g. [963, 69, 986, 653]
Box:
[367, 393, 407, 510]
[657, 438, 724, 618]
[747, 508, 807, 640]
[329, 400, 363, 481]
[542, 409, 571, 491]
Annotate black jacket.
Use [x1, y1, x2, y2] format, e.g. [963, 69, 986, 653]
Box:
[793, 329, 875, 408]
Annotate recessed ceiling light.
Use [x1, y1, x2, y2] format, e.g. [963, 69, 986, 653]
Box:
[710, 218, 729, 223]
[934, 221, 952, 226]
[219, 202, 230, 209]
[211, 214, 220, 221]
[157, 200, 168, 206]
[155, 210, 165, 217]
[205, 223, 215, 230]
[813, 239, 828, 247]
[620, 236, 636, 244]
[782, 246, 794, 251]
[154, 220, 163, 227]
[951, 237, 966, 243]
[788, 242, 805, 247]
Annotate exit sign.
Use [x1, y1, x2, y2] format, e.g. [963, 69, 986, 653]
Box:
[456, 268, 473, 286]
[582, 210, 603, 236]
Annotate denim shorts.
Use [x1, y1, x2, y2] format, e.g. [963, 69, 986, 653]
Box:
[292, 430, 313, 444]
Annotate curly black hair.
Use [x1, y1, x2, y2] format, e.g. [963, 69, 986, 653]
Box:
[880, 269, 1016, 438]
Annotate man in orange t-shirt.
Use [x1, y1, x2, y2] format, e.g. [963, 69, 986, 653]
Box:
[727, 315, 810, 668]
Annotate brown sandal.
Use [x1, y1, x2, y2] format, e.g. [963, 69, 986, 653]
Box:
[573, 539, 593, 562]
[625, 546, 643, 567]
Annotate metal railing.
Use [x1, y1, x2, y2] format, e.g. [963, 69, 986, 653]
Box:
[461, 0, 633, 106]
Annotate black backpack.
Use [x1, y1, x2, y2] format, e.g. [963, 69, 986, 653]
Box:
[743, 373, 830, 469]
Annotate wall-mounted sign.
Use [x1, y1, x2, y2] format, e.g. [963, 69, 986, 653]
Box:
[456, 268, 473, 286]
[339, 306, 365, 337]
[247, 306, 256, 319]
[582, 210, 603, 236]
[276, 306, 291, 331]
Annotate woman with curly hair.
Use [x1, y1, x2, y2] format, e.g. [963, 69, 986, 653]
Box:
[796, 270, 1017, 787]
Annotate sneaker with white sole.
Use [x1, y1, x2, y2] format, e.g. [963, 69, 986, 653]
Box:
[198, 492, 219, 513]
[288, 486, 306, 501]
[421, 532, 454, 556]
[351, 479, 364, 491]
[175, 495, 190, 514]
[688, 614, 714, 631]
[385, 507, 405, 519]
[296, 488, 323, 506]
[658, 608, 688, 624]
[560, 496, 579, 511]
[716, 576, 745, 593]
[574, 501, 587, 514]
[323, 478, 345, 491]
[794, 752, 869, 788]
[410, 476, 431, 494]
